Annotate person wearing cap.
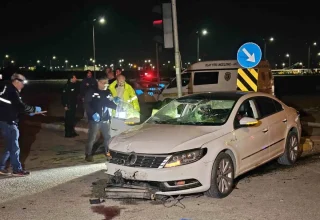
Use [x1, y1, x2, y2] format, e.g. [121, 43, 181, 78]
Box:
[0, 73, 42, 176]
[62, 74, 79, 137]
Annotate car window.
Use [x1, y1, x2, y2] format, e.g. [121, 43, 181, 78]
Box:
[234, 99, 258, 128]
[255, 97, 277, 119]
[167, 72, 191, 89]
[273, 100, 284, 112]
[194, 71, 219, 85]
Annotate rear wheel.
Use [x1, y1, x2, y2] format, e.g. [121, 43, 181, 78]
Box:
[205, 152, 234, 198]
[278, 131, 300, 165]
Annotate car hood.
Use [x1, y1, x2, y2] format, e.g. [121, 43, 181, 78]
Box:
[109, 123, 228, 154]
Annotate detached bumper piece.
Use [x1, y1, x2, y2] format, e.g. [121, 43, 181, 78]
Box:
[105, 171, 160, 200]
[105, 184, 157, 200]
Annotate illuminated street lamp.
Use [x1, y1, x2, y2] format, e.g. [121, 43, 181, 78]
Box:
[11, 60, 14, 64]
[65, 60, 68, 69]
[308, 41, 317, 68]
[263, 36, 274, 60]
[2, 54, 10, 69]
[92, 16, 106, 78]
[37, 60, 40, 64]
[282, 63, 285, 67]
[286, 53, 291, 67]
[50, 56, 56, 71]
[196, 29, 208, 61]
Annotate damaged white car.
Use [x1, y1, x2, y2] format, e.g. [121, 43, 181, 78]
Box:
[106, 91, 301, 198]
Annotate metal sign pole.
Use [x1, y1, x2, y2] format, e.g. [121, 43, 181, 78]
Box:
[171, 0, 182, 97]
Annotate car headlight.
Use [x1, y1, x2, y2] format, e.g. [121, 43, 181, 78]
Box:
[164, 148, 206, 168]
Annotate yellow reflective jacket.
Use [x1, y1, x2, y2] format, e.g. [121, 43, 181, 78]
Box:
[108, 81, 140, 112]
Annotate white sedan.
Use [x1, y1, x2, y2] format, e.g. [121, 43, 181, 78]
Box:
[106, 91, 302, 198]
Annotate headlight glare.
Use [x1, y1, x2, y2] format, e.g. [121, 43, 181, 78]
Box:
[164, 148, 206, 168]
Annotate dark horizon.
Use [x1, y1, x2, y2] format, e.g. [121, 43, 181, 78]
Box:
[1, 0, 319, 66]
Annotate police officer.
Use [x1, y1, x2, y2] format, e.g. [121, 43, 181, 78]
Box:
[0, 73, 42, 176]
[62, 74, 79, 137]
[84, 75, 118, 162]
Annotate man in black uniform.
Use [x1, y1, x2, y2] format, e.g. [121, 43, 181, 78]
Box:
[62, 74, 79, 138]
[0, 73, 42, 176]
[84, 75, 118, 162]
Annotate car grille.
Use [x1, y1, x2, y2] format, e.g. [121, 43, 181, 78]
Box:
[109, 150, 168, 168]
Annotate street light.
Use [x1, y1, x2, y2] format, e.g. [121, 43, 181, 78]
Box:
[5, 55, 9, 58]
[50, 56, 56, 71]
[37, 60, 40, 64]
[196, 29, 208, 61]
[11, 60, 14, 64]
[286, 53, 291, 67]
[308, 41, 317, 68]
[282, 63, 285, 67]
[92, 16, 106, 78]
[65, 60, 68, 69]
[263, 37, 274, 60]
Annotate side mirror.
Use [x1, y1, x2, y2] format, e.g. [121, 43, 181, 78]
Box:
[239, 117, 259, 126]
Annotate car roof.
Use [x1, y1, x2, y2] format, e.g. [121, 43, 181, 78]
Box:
[177, 91, 250, 101]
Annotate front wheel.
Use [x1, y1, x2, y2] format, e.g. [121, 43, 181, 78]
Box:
[205, 152, 235, 198]
[278, 131, 300, 165]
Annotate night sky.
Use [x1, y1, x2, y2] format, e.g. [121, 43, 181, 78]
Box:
[0, 0, 319, 66]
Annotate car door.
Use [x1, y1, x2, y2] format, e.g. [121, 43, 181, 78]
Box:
[233, 99, 270, 174]
[255, 97, 287, 158]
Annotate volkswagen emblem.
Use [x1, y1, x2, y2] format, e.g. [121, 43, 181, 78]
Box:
[224, 72, 231, 81]
[126, 152, 137, 166]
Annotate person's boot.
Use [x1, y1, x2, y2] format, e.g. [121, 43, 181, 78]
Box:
[65, 129, 73, 138]
[71, 129, 79, 137]
[85, 155, 94, 162]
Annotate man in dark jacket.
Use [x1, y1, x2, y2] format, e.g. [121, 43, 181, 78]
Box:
[84, 75, 118, 162]
[80, 71, 97, 120]
[0, 73, 42, 176]
[62, 74, 79, 137]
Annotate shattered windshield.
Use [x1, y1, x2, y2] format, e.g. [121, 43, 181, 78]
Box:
[147, 98, 236, 126]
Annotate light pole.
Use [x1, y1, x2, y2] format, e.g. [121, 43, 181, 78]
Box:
[2, 54, 9, 69]
[65, 60, 68, 69]
[263, 37, 274, 60]
[92, 17, 105, 78]
[308, 42, 317, 69]
[196, 29, 208, 61]
[50, 56, 56, 71]
[286, 53, 291, 67]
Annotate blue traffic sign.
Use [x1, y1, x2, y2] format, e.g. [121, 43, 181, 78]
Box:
[237, 42, 262, 68]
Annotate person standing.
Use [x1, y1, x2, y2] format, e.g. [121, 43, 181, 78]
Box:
[108, 74, 140, 114]
[62, 74, 79, 138]
[0, 73, 42, 176]
[84, 75, 118, 162]
[80, 70, 97, 120]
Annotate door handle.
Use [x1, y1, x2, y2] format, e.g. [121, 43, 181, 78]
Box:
[262, 128, 268, 133]
[282, 119, 287, 122]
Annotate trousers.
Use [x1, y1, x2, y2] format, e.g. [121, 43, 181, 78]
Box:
[86, 120, 111, 156]
[0, 121, 23, 172]
[65, 106, 76, 136]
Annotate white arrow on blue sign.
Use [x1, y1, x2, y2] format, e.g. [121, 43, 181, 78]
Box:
[237, 42, 262, 68]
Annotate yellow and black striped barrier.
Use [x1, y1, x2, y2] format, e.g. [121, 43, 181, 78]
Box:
[237, 68, 259, 92]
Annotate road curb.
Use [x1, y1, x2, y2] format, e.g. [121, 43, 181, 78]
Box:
[24, 120, 89, 133]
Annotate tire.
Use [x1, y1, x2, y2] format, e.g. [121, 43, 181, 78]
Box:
[278, 131, 300, 165]
[204, 152, 235, 198]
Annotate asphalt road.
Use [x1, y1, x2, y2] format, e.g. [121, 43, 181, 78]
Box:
[1, 127, 320, 220]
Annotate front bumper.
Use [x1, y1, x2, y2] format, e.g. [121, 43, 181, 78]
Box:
[105, 160, 213, 196]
